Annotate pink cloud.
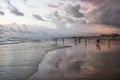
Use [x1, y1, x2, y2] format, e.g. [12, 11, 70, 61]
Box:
[47, 4, 59, 8]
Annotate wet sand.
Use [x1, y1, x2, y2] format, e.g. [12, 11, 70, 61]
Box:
[0, 39, 120, 80]
[28, 39, 120, 80]
[0, 40, 70, 80]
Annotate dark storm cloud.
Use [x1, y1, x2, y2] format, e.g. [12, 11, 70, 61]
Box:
[0, 11, 4, 15]
[82, 0, 120, 7]
[88, 6, 120, 27]
[82, 0, 120, 28]
[51, 11, 86, 25]
[33, 14, 46, 21]
[66, 5, 84, 18]
[5, 0, 24, 16]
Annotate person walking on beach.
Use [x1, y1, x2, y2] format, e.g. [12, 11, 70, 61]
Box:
[85, 38, 87, 47]
[74, 38, 77, 46]
[96, 38, 101, 43]
[54, 38, 57, 45]
[96, 38, 101, 51]
[108, 38, 111, 48]
[62, 38, 64, 45]
[78, 38, 81, 44]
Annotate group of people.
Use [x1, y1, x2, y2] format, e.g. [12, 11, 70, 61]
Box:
[73, 37, 112, 51]
[53, 37, 114, 49]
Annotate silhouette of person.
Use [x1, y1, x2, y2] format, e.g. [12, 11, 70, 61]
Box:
[108, 38, 111, 48]
[62, 38, 64, 45]
[96, 38, 101, 43]
[85, 39, 87, 47]
[96, 42, 101, 51]
[96, 38, 101, 51]
[74, 38, 77, 46]
[78, 38, 81, 44]
[54, 38, 57, 45]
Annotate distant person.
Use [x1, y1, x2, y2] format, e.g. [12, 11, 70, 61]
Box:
[78, 38, 81, 44]
[85, 38, 87, 47]
[96, 42, 101, 51]
[74, 38, 77, 42]
[62, 38, 64, 45]
[53, 38, 57, 45]
[85, 38, 87, 42]
[96, 38, 101, 43]
[108, 38, 111, 48]
[74, 38, 77, 46]
[96, 38, 101, 51]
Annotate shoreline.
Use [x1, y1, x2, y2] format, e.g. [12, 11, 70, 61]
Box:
[27, 44, 72, 80]
[0, 40, 71, 80]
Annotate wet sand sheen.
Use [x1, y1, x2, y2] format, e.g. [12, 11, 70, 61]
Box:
[0, 40, 71, 80]
[26, 45, 71, 79]
[0, 39, 120, 80]
[28, 39, 120, 80]
[0, 42, 53, 80]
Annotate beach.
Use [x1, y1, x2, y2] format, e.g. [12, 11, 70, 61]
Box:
[0, 39, 120, 80]
[28, 39, 120, 80]
[0, 39, 70, 80]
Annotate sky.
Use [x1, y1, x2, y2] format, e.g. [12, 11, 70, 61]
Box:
[0, 0, 120, 38]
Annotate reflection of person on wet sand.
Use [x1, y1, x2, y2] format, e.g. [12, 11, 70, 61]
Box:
[62, 38, 64, 45]
[96, 38, 101, 51]
[74, 38, 77, 46]
[85, 38, 87, 47]
[108, 38, 111, 48]
[66, 60, 83, 73]
[96, 42, 101, 51]
[54, 38, 57, 45]
[78, 38, 81, 44]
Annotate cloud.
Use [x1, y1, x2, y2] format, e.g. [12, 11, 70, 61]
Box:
[82, 0, 120, 8]
[28, 5, 38, 9]
[66, 5, 84, 18]
[8, 7, 24, 16]
[5, 0, 24, 16]
[22, 0, 27, 4]
[87, 6, 120, 27]
[0, 0, 119, 37]
[0, 11, 5, 15]
[47, 4, 59, 8]
[23, 0, 27, 2]
[82, 0, 120, 28]
[51, 10, 86, 27]
[33, 14, 46, 21]
[52, 11, 74, 25]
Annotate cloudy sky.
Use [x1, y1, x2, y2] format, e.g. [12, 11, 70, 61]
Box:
[0, 0, 120, 38]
